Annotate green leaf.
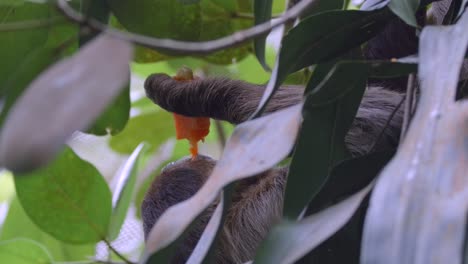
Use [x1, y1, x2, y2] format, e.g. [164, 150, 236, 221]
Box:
[108, 0, 201, 41]
[15, 147, 112, 244]
[0, 3, 49, 94]
[306, 58, 417, 93]
[44, 0, 79, 54]
[197, 0, 253, 64]
[109, 111, 175, 154]
[254, 183, 373, 264]
[306, 150, 395, 214]
[253, 9, 391, 117]
[254, 0, 273, 71]
[108, 143, 149, 240]
[301, 0, 344, 17]
[280, 10, 391, 81]
[388, 0, 420, 27]
[0, 47, 58, 127]
[209, 0, 237, 11]
[0, 239, 52, 264]
[283, 62, 368, 219]
[1, 198, 95, 261]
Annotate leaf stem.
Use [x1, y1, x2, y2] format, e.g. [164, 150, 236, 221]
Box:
[103, 239, 135, 264]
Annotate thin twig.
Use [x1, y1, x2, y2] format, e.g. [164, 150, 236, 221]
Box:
[55, 0, 320, 55]
[369, 95, 406, 154]
[401, 74, 417, 140]
[103, 239, 135, 264]
[0, 17, 65, 32]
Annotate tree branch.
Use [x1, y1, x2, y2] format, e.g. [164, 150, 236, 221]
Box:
[55, 0, 320, 55]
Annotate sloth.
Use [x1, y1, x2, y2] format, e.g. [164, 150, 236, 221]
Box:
[140, 10, 427, 264]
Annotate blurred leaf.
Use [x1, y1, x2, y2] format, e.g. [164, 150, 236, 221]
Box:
[283, 62, 368, 218]
[0, 34, 132, 173]
[143, 104, 302, 262]
[87, 80, 131, 136]
[0, 239, 52, 264]
[254, 0, 273, 71]
[253, 9, 391, 117]
[14, 147, 112, 244]
[362, 11, 468, 263]
[388, 0, 419, 27]
[254, 183, 373, 264]
[0, 3, 49, 94]
[108, 0, 201, 41]
[1, 198, 95, 261]
[0, 47, 58, 127]
[108, 143, 149, 240]
[110, 111, 174, 154]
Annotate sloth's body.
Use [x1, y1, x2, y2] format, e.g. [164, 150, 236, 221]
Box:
[141, 13, 418, 264]
[142, 82, 404, 263]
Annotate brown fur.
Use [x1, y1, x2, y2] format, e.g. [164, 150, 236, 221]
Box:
[142, 76, 404, 263]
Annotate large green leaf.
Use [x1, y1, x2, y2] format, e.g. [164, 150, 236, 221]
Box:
[283, 62, 368, 219]
[0, 239, 52, 264]
[197, 0, 253, 64]
[1, 198, 95, 261]
[108, 0, 201, 41]
[280, 10, 391, 82]
[300, 0, 345, 17]
[306, 150, 394, 215]
[0, 47, 58, 127]
[15, 147, 112, 244]
[0, 3, 49, 94]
